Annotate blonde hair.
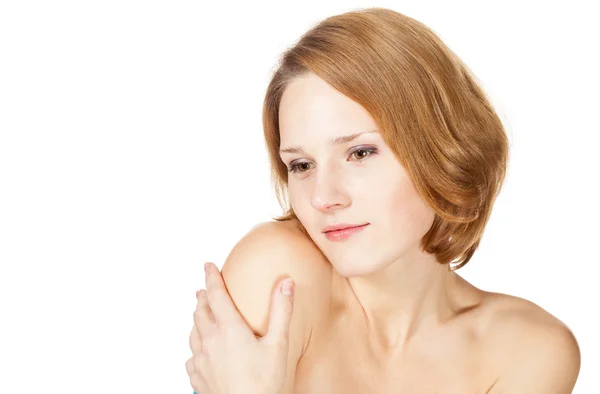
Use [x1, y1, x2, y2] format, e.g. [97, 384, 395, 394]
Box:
[262, 7, 510, 270]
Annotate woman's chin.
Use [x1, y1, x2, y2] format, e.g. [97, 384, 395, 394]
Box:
[328, 259, 376, 278]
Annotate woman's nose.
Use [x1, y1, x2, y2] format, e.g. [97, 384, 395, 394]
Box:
[310, 170, 350, 212]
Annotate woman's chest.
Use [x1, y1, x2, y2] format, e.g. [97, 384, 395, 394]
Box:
[293, 318, 494, 394]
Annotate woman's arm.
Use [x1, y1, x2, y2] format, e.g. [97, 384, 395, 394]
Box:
[220, 221, 331, 394]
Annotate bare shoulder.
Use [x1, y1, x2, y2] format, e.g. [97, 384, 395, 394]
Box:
[479, 292, 581, 393]
[220, 219, 332, 347]
[218, 220, 333, 394]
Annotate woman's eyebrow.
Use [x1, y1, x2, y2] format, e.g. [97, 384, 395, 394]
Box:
[279, 129, 378, 155]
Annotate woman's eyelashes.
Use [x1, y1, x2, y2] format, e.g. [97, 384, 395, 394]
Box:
[286, 146, 379, 174]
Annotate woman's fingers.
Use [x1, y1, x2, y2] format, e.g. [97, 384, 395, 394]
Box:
[189, 323, 202, 354]
[194, 289, 217, 340]
[187, 288, 218, 393]
[185, 356, 195, 375]
[186, 357, 209, 393]
[204, 262, 245, 325]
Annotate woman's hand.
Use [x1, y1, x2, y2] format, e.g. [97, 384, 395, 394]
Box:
[186, 262, 296, 394]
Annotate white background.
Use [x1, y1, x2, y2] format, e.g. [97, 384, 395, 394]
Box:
[1, 1, 598, 393]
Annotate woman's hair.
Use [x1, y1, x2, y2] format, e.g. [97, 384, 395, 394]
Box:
[262, 7, 510, 270]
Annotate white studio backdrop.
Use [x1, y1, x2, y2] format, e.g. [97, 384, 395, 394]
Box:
[0, 1, 598, 393]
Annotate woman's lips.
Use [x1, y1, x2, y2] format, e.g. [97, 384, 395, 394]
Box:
[324, 224, 369, 241]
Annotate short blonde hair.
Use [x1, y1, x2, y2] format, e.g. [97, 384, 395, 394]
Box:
[262, 7, 510, 270]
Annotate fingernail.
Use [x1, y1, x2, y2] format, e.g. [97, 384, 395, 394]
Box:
[196, 290, 200, 299]
[281, 278, 294, 296]
[204, 262, 210, 274]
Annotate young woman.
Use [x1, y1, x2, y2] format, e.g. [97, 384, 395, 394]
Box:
[186, 7, 580, 394]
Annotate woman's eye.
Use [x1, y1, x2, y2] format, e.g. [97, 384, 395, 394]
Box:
[348, 147, 378, 162]
[287, 147, 377, 174]
[350, 148, 374, 160]
[288, 162, 313, 173]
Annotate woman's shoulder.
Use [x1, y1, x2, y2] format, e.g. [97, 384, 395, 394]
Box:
[480, 291, 577, 342]
[476, 291, 581, 391]
[240, 219, 333, 282]
[221, 219, 333, 349]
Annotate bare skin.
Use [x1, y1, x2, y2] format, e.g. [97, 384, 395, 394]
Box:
[250, 72, 580, 393]
[270, 219, 576, 394]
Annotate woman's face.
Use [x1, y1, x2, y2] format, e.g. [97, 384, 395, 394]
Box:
[278, 72, 437, 277]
